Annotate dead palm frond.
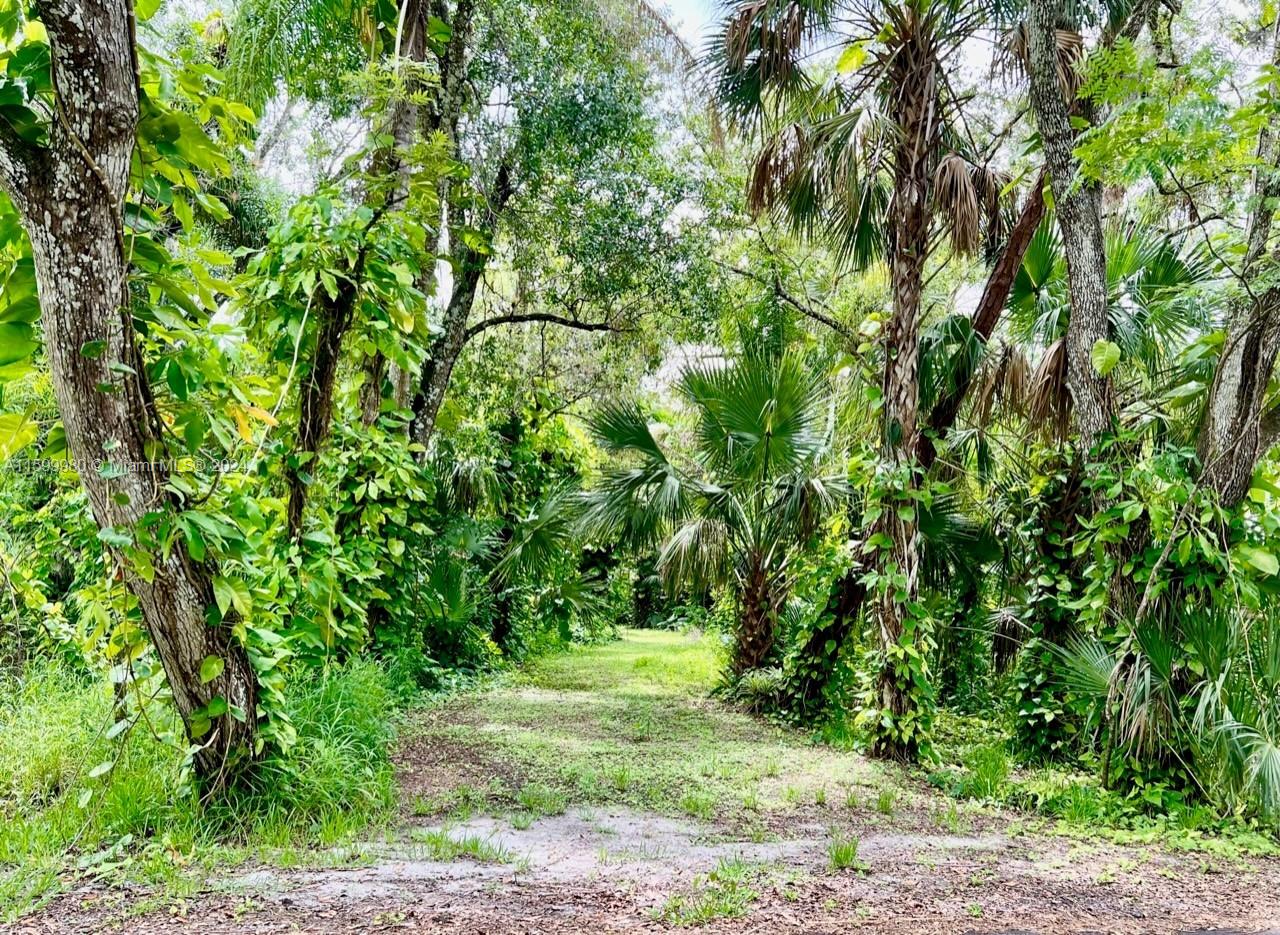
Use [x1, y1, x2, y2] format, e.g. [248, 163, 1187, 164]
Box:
[1027, 337, 1071, 441]
[933, 152, 981, 255]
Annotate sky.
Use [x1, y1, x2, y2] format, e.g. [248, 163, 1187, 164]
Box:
[662, 0, 716, 49]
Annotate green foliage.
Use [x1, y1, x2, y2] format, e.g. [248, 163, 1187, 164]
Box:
[0, 659, 397, 919]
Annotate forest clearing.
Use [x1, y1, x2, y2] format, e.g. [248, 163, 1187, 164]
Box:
[4, 0, 1280, 929]
[12, 631, 1280, 932]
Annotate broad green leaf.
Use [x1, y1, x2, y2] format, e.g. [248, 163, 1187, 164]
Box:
[1090, 339, 1121, 376]
[836, 41, 867, 73]
[199, 655, 225, 684]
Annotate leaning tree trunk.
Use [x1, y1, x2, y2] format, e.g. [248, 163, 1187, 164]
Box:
[919, 175, 1046, 468]
[1026, 0, 1114, 445]
[0, 0, 256, 786]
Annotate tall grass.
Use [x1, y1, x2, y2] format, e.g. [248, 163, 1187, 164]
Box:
[0, 659, 398, 920]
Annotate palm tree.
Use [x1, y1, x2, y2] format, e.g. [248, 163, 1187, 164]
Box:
[707, 0, 1005, 756]
[579, 350, 848, 673]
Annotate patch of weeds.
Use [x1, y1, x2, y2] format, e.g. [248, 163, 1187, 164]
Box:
[608, 765, 634, 792]
[660, 857, 760, 925]
[963, 745, 1010, 800]
[408, 827, 513, 864]
[516, 783, 567, 817]
[844, 789, 859, 810]
[679, 790, 716, 820]
[938, 803, 968, 833]
[815, 787, 827, 807]
[876, 789, 896, 816]
[967, 903, 983, 918]
[510, 812, 534, 831]
[828, 832, 864, 872]
[741, 788, 761, 812]
[760, 755, 781, 779]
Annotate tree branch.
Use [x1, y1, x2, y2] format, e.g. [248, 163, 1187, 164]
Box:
[465, 312, 628, 342]
[712, 259, 851, 338]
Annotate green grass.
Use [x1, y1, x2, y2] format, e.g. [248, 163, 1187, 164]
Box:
[660, 857, 761, 925]
[827, 832, 863, 871]
[408, 827, 514, 863]
[405, 629, 887, 825]
[0, 659, 398, 921]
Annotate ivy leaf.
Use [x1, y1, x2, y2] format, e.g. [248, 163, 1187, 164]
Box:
[212, 574, 252, 617]
[199, 655, 225, 684]
[1090, 339, 1121, 376]
[0, 411, 37, 460]
[836, 40, 868, 73]
[1241, 545, 1279, 576]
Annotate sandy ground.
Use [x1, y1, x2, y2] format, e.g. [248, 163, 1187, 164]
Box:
[11, 632, 1280, 933]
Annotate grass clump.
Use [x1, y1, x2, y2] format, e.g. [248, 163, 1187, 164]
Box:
[0, 659, 398, 921]
[827, 832, 863, 871]
[660, 857, 760, 925]
[409, 827, 513, 863]
[516, 783, 567, 816]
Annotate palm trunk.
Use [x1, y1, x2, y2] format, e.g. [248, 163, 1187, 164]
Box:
[735, 560, 782, 673]
[0, 0, 257, 787]
[868, 21, 935, 760]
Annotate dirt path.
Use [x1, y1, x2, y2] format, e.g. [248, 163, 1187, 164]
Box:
[15, 629, 1280, 933]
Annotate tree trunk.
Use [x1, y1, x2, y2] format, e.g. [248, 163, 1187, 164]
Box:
[0, 0, 257, 786]
[785, 565, 866, 714]
[285, 1, 428, 533]
[1026, 0, 1114, 445]
[286, 289, 356, 536]
[735, 560, 782, 674]
[868, 19, 936, 760]
[410, 163, 514, 450]
[410, 260, 479, 447]
[920, 174, 1046, 468]
[1199, 19, 1280, 507]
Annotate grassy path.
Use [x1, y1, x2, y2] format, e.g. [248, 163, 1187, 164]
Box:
[24, 629, 1280, 933]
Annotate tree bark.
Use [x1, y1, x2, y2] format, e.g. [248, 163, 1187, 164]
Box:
[1199, 19, 1280, 507]
[734, 560, 782, 673]
[1026, 0, 1114, 445]
[0, 0, 257, 786]
[410, 162, 515, 449]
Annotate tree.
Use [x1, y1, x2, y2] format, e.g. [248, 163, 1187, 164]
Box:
[580, 350, 847, 672]
[708, 0, 1004, 757]
[1024, 0, 1114, 445]
[0, 0, 257, 786]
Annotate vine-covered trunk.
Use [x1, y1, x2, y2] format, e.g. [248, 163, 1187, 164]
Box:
[1026, 0, 1113, 445]
[868, 20, 934, 760]
[785, 567, 866, 715]
[1199, 20, 1280, 508]
[2, 0, 257, 786]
